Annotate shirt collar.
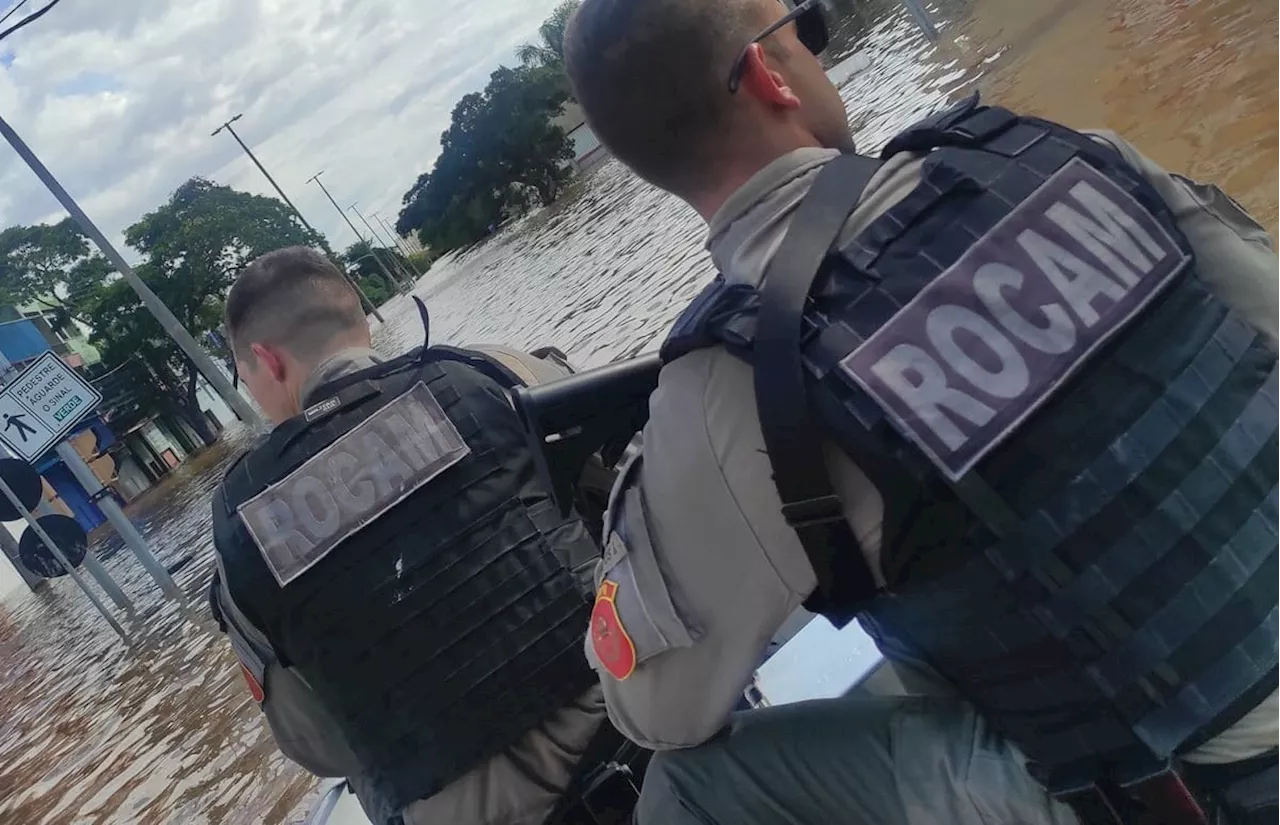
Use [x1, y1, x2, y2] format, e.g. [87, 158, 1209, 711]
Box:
[706, 147, 840, 286]
[707, 148, 839, 247]
[300, 347, 386, 406]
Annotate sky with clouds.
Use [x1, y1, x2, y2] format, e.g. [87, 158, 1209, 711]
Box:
[0, 0, 570, 257]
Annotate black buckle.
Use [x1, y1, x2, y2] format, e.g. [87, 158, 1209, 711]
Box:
[781, 495, 844, 528]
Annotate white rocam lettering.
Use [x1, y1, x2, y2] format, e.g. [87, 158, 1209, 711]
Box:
[1045, 202, 1140, 287]
[248, 498, 311, 568]
[380, 412, 430, 467]
[1063, 180, 1165, 282]
[973, 263, 1077, 354]
[362, 430, 416, 496]
[292, 475, 340, 540]
[926, 304, 1031, 400]
[1018, 229, 1128, 327]
[327, 449, 376, 512]
[870, 342, 997, 451]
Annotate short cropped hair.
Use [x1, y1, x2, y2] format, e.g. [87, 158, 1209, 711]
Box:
[564, 0, 764, 194]
[225, 246, 365, 362]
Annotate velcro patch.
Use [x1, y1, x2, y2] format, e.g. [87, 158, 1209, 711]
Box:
[303, 395, 341, 423]
[600, 531, 628, 575]
[842, 158, 1189, 480]
[238, 382, 470, 586]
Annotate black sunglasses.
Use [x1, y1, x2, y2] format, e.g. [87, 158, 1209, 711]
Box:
[727, 0, 830, 93]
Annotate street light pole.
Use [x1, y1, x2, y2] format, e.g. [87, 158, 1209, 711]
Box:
[307, 172, 402, 292]
[350, 203, 414, 286]
[212, 115, 385, 323]
[372, 212, 424, 279]
[373, 212, 413, 258]
[0, 113, 262, 427]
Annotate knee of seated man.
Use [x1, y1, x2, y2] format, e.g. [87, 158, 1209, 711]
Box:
[634, 749, 712, 825]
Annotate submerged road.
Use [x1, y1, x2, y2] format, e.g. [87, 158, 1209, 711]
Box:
[0, 0, 1273, 821]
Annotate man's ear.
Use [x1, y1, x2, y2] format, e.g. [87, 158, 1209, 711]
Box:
[739, 43, 802, 109]
[250, 342, 287, 382]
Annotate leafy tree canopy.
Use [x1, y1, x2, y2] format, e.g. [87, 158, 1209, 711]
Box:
[342, 239, 406, 305]
[517, 0, 578, 73]
[0, 177, 327, 444]
[395, 64, 575, 253]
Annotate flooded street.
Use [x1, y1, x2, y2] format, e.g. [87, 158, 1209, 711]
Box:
[0, 0, 1274, 822]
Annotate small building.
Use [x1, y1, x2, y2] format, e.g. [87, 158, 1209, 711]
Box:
[552, 100, 610, 173]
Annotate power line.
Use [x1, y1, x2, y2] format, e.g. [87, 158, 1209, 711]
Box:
[0, 1, 31, 29]
[0, 0, 64, 43]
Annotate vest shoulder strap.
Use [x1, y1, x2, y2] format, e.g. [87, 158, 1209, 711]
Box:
[661, 277, 759, 364]
[880, 91, 1012, 158]
[754, 152, 884, 622]
[424, 345, 528, 390]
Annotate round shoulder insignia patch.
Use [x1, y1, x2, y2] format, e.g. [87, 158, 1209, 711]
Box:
[590, 579, 637, 680]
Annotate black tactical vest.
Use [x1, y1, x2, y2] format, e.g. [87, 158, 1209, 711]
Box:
[214, 345, 598, 819]
[663, 95, 1277, 820]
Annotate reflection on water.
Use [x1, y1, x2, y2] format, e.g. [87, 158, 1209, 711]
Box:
[0, 0, 1273, 821]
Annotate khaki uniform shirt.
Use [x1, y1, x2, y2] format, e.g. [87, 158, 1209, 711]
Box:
[592, 134, 1278, 765]
[224, 345, 606, 825]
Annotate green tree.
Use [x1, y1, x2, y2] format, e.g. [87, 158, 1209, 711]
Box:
[342, 240, 401, 305]
[396, 65, 575, 252]
[0, 178, 328, 446]
[106, 177, 326, 442]
[516, 0, 579, 71]
[0, 218, 100, 336]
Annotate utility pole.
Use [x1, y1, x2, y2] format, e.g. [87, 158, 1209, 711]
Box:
[0, 114, 261, 427]
[373, 212, 425, 279]
[373, 209, 427, 280]
[373, 212, 412, 258]
[0, 473, 129, 643]
[308, 172, 403, 293]
[350, 203, 414, 286]
[212, 115, 385, 323]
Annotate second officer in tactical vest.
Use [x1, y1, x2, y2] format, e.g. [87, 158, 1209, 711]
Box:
[563, 1, 1278, 824]
[207, 247, 626, 825]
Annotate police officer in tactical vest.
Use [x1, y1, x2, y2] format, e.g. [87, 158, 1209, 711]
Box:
[562, 1, 1278, 824]
[207, 247, 638, 825]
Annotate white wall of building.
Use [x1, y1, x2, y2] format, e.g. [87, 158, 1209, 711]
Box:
[194, 358, 251, 428]
[569, 124, 602, 161]
[196, 375, 239, 428]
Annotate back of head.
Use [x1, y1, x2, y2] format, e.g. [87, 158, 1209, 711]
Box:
[564, 0, 765, 196]
[226, 246, 367, 366]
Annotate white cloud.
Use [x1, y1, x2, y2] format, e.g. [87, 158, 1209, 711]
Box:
[0, 0, 568, 255]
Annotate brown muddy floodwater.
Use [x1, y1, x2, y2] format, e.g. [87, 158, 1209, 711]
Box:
[0, 0, 1274, 822]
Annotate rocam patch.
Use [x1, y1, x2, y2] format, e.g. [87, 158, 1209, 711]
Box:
[238, 382, 470, 586]
[842, 158, 1188, 480]
[590, 579, 637, 680]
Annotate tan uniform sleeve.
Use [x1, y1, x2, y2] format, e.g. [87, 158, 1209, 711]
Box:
[1087, 130, 1278, 345]
[598, 350, 893, 750]
[592, 164, 916, 750]
[595, 349, 865, 750]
